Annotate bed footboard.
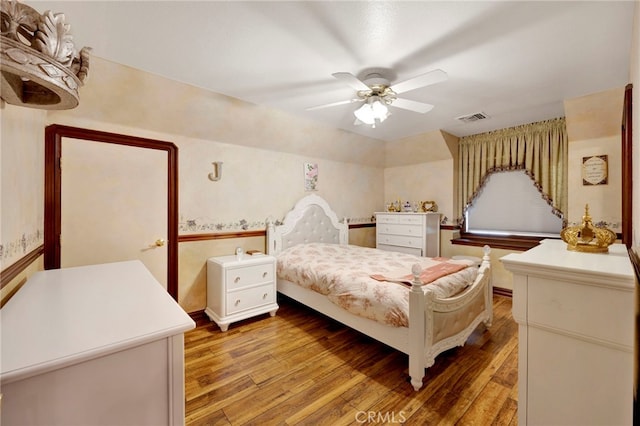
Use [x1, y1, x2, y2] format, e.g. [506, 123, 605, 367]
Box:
[408, 245, 492, 391]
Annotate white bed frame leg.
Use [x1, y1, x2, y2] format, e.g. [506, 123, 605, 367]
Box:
[481, 245, 493, 327]
[408, 264, 426, 391]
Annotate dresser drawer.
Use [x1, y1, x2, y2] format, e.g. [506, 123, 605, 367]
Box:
[377, 223, 423, 237]
[377, 243, 422, 257]
[376, 234, 424, 250]
[527, 275, 635, 348]
[226, 263, 273, 289]
[226, 284, 276, 315]
[377, 214, 423, 225]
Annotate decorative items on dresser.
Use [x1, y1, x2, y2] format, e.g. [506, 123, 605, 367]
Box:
[0, 261, 195, 426]
[501, 239, 637, 426]
[375, 212, 440, 257]
[206, 253, 279, 331]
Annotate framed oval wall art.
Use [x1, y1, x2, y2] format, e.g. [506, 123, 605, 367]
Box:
[582, 155, 608, 186]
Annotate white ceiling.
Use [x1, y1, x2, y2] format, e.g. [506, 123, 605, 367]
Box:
[31, 1, 635, 142]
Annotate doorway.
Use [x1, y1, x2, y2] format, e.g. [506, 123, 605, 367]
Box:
[44, 125, 179, 300]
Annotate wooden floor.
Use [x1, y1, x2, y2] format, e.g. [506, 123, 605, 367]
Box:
[184, 294, 518, 425]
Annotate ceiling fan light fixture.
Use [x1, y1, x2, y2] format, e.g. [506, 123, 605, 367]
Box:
[354, 96, 389, 126]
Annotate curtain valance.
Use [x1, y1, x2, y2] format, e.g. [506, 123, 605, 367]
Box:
[458, 117, 568, 223]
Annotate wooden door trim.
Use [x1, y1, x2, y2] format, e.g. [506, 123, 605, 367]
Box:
[622, 84, 633, 248]
[44, 124, 179, 300]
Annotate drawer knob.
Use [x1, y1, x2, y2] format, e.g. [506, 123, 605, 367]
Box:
[263, 293, 268, 299]
[262, 272, 268, 278]
[234, 277, 241, 284]
[235, 299, 241, 306]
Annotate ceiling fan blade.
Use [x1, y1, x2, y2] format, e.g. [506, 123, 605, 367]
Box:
[391, 98, 434, 114]
[389, 69, 447, 94]
[306, 98, 361, 111]
[332, 72, 371, 91]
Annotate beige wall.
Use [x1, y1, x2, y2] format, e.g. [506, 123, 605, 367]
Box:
[565, 87, 625, 232]
[383, 159, 455, 225]
[0, 104, 46, 303]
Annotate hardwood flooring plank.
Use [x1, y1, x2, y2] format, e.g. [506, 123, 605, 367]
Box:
[186, 408, 231, 426]
[339, 351, 408, 410]
[405, 389, 471, 425]
[492, 344, 519, 389]
[456, 380, 511, 425]
[435, 332, 518, 425]
[292, 395, 361, 426]
[493, 396, 519, 426]
[185, 375, 256, 424]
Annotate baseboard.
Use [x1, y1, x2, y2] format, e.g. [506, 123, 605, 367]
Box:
[493, 287, 513, 297]
[188, 309, 210, 327]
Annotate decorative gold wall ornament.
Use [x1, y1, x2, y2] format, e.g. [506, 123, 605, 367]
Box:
[420, 200, 438, 212]
[0, 0, 90, 109]
[560, 204, 616, 253]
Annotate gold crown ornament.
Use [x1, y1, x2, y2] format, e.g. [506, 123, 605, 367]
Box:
[560, 204, 616, 253]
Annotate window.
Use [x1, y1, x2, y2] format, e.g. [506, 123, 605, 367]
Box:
[464, 170, 563, 238]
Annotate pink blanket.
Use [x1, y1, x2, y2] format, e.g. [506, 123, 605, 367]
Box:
[370, 261, 469, 285]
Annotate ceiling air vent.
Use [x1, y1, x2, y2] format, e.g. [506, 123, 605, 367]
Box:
[456, 112, 490, 123]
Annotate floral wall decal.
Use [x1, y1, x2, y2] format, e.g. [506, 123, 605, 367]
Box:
[304, 162, 318, 191]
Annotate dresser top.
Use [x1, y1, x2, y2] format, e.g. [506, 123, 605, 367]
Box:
[375, 211, 440, 215]
[208, 254, 275, 267]
[0, 260, 195, 383]
[501, 239, 635, 288]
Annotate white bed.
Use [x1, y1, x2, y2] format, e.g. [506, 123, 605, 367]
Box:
[266, 194, 492, 391]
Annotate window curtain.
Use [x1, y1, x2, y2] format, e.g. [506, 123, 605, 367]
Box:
[458, 117, 568, 224]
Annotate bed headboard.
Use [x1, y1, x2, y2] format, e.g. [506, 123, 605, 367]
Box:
[266, 194, 348, 255]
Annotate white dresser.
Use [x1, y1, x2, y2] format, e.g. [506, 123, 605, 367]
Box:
[375, 212, 440, 257]
[502, 240, 637, 426]
[0, 260, 195, 426]
[206, 254, 278, 331]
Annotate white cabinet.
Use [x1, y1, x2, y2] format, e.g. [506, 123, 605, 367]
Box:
[502, 240, 637, 426]
[375, 212, 440, 257]
[0, 261, 195, 426]
[206, 254, 279, 331]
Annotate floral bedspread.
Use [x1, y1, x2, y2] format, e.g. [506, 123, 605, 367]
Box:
[276, 243, 478, 327]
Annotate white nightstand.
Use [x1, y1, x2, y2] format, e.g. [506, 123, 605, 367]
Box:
[205, 254, 279, 331]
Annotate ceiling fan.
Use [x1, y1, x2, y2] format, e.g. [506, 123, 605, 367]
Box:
[307, 69, 447, 127]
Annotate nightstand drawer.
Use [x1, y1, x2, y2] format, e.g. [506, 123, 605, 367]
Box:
[377, 223, 422, 237]
[377, 234, 423, 248]
[226, 284, 276, 315]
[226, 263, 273, 289]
